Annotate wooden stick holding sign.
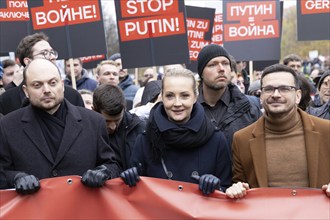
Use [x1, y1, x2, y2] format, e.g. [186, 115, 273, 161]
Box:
[68, 58, 77, 90]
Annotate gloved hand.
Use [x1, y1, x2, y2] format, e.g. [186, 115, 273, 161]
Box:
[120, 167, 140, 187]
[14, 173, 40, 195]
[81, 165, 110, 188]
[194, 174, 221, 195]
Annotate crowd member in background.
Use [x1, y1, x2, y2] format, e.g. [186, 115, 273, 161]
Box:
[130, 80, 162, 120]
[284, 54, 314, 111]
[0, 32, 84, 115]
[133, 68, 157, 108]
[78, 89, 93, 110]
[93, 84, 145, 170]
[252, 70, 262, 81]
[311, 70, 330, 108]
[236, 60, 249, 93]
[297, 75, 312, 111]
[236, 73, 245, 94]
[95, 60, 120, 86]
[0, 59, 121, 193]
[283, 54, 303, 75]
[197, 44, 262, 148]
[226, 64, 330, 199]
[1, 59, 22, 90]
[120, 68, 232, 195]
[95, 60, 133, 110]
[64, 58, 97, 92]
[307, 70, 330, 120]
[109, 53, 139, 101]
[0, 63, 4, 95]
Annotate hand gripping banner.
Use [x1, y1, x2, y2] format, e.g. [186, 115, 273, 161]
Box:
[0, 176, 329, 219]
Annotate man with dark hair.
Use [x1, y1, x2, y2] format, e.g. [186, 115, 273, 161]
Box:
[1, 59, 22, 90]
[0, 59, 121, 193]
[197, 44, 261, 148]
[283, 54, 303, 75]
[0, 32, 84, 115]
[93, 84, 145, 170]
[64, 58, 97, 91]
[226, 64, 330, 198]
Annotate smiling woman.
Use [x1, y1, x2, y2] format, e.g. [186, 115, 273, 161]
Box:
[120, 67, 232, 196]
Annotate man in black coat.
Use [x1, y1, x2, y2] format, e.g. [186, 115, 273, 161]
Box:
[0, 32, 84, 115]
[93, 84, 146, 170]
[0, 59, 121, 193]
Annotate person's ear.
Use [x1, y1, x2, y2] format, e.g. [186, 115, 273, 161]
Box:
[295, 89, 302, 105]
[22, 85, 29, 99]
[23, 57, 32, 66]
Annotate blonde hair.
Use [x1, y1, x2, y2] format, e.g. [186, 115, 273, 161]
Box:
[95, 60, 118, 76]
[162, 67, 198, 96]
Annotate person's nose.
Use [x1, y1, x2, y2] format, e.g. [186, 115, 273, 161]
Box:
[272, 88, 281, 97]
[42, 84, 51, 93]
[173, 97, 182, 106]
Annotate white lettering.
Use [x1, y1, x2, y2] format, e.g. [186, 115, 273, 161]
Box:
[229, 24, 276, 37]
[306, 0, 330, 10]
[230, 4, 273, 16]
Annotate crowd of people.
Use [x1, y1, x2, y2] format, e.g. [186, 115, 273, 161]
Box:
[0, 33, 329, 199]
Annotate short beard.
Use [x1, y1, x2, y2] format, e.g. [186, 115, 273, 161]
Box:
[203, 80, 227, 91]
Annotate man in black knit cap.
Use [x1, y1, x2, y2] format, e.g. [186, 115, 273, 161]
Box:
[197, 44, 261, 148]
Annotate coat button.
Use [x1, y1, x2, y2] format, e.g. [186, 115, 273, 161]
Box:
[52, 169, 58, 177]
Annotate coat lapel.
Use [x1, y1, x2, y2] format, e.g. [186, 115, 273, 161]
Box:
[54, 102, 83, 166]
[249, 118, 268, 187]
[22, 106, 54, 164]
[300, 110, 320, 187]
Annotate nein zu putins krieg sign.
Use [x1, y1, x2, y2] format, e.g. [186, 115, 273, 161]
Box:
[185, 5, 215, 73]
[297, 0, 330, 41]
[222, 0, 282, 61]
[114, 0, 190, 69]
[0, 0, 107, 59]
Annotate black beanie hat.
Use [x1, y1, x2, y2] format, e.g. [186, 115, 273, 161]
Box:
[317, 70, 330, 90]
[197, 44, 231, 78]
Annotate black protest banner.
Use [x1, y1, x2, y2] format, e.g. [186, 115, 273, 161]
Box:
[0, 0, 30, 53]
[114, 0, 189, 69]
[223, 0, 282, 61]
[297, 0, 330, 41]
[185, 5, 215, 73]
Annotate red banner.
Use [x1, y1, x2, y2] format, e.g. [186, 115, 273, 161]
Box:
[0, 176, 329, 219]
[224, 1, 280, 41]
[30, 0, 101, 30]
[212, 13, 223, 45]
[117, 0, 186, 42]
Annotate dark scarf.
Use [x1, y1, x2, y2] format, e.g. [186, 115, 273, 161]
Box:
[33, 101, 67, 160]
[147, 102, 215, 161]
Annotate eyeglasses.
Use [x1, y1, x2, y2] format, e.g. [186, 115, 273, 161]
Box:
[32, 50, 58, 59]
[261, 85, 297, 94]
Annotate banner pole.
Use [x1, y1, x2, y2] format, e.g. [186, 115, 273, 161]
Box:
[69, 58, 77, 90]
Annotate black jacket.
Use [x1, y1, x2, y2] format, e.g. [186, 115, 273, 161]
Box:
[0, 83, 84, 115]
[0, 100, 121, 189]
[109, 111, 146, 170]
[198, 83, 262, 147]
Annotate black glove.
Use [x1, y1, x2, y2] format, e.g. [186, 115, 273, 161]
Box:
[196, 174, 221, 195]
[81, 165, 110, 188]
[14, 173, 40, 195]
[120, 167, 140, 187]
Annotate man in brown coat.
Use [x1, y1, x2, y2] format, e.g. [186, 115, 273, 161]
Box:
[226, 64, 330, 198]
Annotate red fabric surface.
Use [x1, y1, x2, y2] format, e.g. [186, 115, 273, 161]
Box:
[0, 176, 329, 219]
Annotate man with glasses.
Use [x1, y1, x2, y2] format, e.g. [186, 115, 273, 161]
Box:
[225, 64, 330, 198]
[0, 32, 84, 115]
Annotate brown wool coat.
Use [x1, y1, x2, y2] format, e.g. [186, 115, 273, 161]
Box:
[232, 108, 330, 188]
